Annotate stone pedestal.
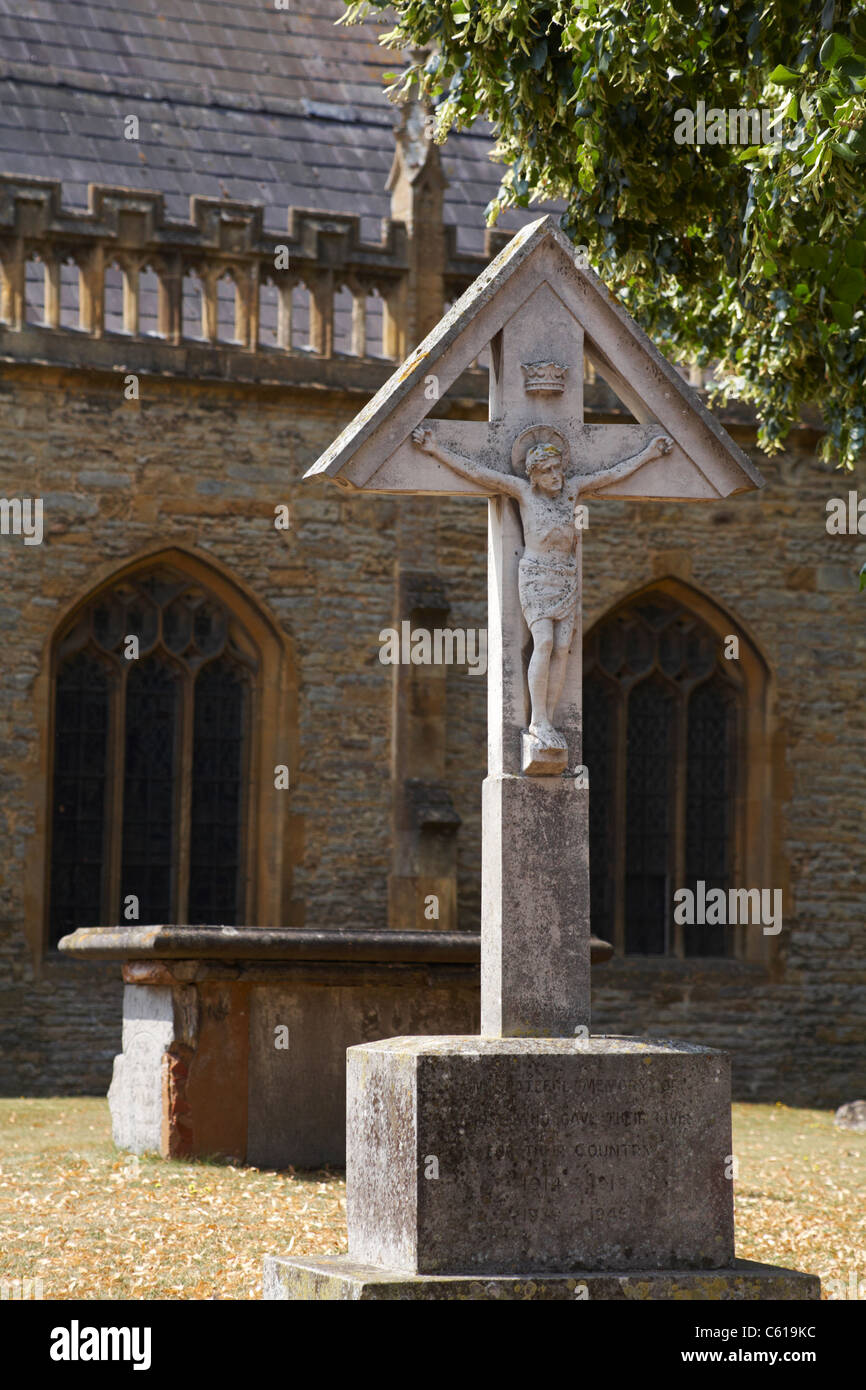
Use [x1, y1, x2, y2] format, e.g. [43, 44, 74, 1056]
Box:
[481, 777, 589, 1037]
[345, 1036, 733, 1275]
[265, 1034, 819, 1300]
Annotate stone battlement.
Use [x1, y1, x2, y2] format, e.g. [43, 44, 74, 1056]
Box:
[0, 173, 509, 386]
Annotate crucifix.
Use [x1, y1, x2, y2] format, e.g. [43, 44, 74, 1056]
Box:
[307, 216, 762, 1042]
[267, 217, 822, 1302]
[409, 419, 673, 758]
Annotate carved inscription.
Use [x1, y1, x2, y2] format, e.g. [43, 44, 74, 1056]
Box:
[466, 1067, 701, 1227]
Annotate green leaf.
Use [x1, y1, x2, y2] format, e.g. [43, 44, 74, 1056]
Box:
[793, 244, 831, 270]
[819, 33, 854, 69]
[832, 265, 866, 302]
[830, 140, 863, 162]
[837, 55, 866, 81]
[831, 299, 855, 327]
[372, 0, 866, 468]
[768, 64, 802, 85]
[860, 564, 866, 592]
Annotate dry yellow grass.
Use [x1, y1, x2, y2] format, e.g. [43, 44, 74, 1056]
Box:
[0, 1097, 862, 1299]
[0, 1098, 344, 1299]
[731, 1101, 865, 1298]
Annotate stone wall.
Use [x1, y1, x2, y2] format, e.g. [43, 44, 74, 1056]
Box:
[583, 438, 866, 1108]
[0, 362, 489, 1094]
[0, 362, 864, 1108]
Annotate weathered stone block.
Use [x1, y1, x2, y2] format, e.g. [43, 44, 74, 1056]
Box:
[246, 974, 478, 1169]
[347, 1035, 734, 1276]
[481, 775, 590, 1037]
[264, 1254, 820, 1301]
[107, 984, 174, 1154]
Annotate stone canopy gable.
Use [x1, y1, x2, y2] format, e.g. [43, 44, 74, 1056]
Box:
[307, 216, 765, 502]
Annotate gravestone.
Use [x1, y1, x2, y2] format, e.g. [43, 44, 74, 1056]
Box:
[264, 218, 819, 1299]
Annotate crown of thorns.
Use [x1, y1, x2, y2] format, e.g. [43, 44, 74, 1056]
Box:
[511, 425, 571, 476]
[526, 443, 563, 473]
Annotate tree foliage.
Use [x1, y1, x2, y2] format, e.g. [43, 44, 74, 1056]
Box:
[345, 0, 866, 467]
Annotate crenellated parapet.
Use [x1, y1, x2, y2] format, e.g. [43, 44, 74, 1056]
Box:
[0, 174, 502, 386]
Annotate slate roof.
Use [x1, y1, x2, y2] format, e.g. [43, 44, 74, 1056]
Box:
[0, 0, 554, 250]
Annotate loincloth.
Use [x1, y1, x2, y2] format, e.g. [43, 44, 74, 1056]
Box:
[518, 553, 579, 627]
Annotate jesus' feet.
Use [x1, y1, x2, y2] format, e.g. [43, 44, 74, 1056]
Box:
[529, 718, 567, 751]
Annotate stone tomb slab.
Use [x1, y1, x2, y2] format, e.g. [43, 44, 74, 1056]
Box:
[346, 1035, 734, 1276]
[264, 1255, 820, 1302]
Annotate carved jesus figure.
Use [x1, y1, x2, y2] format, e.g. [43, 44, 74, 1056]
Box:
[411, 425, 673, 752]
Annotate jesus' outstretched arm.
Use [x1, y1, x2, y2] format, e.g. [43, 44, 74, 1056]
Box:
[411, 426, 526, 500]
[578, 433, 674, 496]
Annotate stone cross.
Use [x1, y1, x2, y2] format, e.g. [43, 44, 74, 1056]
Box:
[306, 217, 762, 1040]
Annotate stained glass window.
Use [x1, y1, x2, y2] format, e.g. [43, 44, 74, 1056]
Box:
[189, 660, 247, 925]
[625, 677, 674, 954]
[49, 653, 109, 942]
[48, 567, 256, 942]
[584, 669, 616, 945]
[583, 592, 741, 958]
[686, 675, 736, 957]
[121, 658, 179, 925]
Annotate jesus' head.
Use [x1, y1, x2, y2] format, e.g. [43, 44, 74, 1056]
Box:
[526, 443, 564, 493]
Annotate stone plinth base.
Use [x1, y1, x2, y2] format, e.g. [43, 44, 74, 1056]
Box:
[520, 732, 568, 777]
[263, 1255, 820, 1301]
[347, 1035, 734, 1274]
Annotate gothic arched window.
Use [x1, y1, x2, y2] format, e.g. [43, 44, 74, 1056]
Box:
[583, 590, 744, 958]
[49, 566, 258, 943]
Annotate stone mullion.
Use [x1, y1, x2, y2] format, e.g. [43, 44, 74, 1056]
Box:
[175, 665, 195, 924]
[382, 278, 406, 360]
[276, 279, 293, 350]
[122, 261, 140, 336]
[351, 290, 367, 356]
[157, 257, 182, 343]
[2, 242, 26, 328]
[238, 263, 257, 348]
[105, 660, 127, 924]
[80, 244, 105, 337]
[732, 694, 747, 962]
[201, 268, 218, 344]
[239, 674, 256, 924]
[44, 255, 61, 329]
[671, 688, 688, 959]
[308, 271, 333, 356]
[611, 684, 628, 956]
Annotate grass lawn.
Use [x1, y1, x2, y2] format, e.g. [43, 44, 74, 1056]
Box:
[0, 1097, 862, 1299]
